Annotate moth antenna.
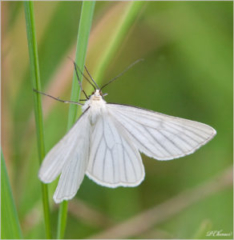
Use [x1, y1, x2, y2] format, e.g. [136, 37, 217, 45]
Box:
[33, 89, 83, 106]
[67, 57, 96, 91]
[100, 59, 144, 91]
[84, 66, 100, 89]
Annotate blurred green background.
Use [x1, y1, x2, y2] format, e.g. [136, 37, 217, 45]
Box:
[2, 1, 233, 239]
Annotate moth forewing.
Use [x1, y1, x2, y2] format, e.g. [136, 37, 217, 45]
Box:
[106, 104, 216, 160]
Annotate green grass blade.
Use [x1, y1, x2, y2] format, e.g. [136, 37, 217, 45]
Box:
[66, 1, 96, 129]
[56, 2, 96, 239]
[1, 151, 23, 239]
[24, 2, 52, 238]
[93, 1, 145, 83]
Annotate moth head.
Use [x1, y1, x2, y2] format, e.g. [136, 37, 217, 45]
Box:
[89, 89, 102, 101]
[90, 90, 108, 100]
[93, 89, 101, 97]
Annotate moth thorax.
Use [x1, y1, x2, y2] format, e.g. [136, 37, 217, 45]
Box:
[92, 95, 102, 101]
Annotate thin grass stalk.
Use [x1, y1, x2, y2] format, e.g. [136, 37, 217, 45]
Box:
[66, 1, 96, 129]
[56, 2, 96, 239]
[1, 151, 23, 239]
[24, 2, 52, 238]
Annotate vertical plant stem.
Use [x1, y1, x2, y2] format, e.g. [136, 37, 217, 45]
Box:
[57, 201, 68, 239]
[56, 2, 96, 239]
[66, 1, 96, 129]
[24, 2, 52, 238]
[92, 1, 145, 83]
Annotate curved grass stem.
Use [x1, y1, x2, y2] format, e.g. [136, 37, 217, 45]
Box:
[56, 2, 96, 239]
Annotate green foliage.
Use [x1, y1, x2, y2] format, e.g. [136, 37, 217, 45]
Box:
[1, 151, 22, 239]
[2, 1, 232, 239]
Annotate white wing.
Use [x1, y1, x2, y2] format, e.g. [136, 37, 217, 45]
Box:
[107, 104, 216, 160]
[39, 109, 90, 203]
[86, 113, 145, 188]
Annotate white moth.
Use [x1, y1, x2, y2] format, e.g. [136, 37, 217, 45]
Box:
[38, 62, 216, 203]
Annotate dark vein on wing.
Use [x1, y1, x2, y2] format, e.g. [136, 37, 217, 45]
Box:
[114, 114, 164, 156]
[163, 123, 204, 143]
[124, 145, 137, 181]
[92, 131, 103, 173]
[143, 127, 173, 156]
[150, 128, 184, 153]
[114, 106, 212, 137]
[106, 118, 118, 183]
[164, 121, 207, 140]
[154, 128, 187, 153]
[109, 104, 212, 134]
[119, 136, 128, 182]
[118, 110, 206, 151]
[110, 149, 115, 183]
[102, 147, 107, 181]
